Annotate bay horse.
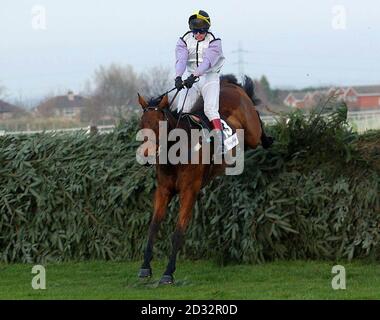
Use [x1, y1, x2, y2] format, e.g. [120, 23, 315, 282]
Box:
[137, 75, 271, 284]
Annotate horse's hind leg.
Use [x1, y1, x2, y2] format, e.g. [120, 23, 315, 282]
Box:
[159, 178, 201, 284]
[138, 186, 173, 278]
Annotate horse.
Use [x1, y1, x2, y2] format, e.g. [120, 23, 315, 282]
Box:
[136, 74, 270, 284]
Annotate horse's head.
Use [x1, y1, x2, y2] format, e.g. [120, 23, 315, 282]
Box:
[137, 94, 169, 161]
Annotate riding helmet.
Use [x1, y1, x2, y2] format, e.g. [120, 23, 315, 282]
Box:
[188, 10, 211, 30]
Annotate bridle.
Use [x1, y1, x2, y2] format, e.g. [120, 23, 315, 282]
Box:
[141, 99, 176, 161]
[142, 86, 183, 126]
[140, 84, 193, 160]
[142, 105, 172, 127]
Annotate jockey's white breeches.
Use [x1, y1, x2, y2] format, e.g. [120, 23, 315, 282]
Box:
[176, 72, 220, 121]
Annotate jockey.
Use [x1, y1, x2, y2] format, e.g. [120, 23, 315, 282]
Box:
[174, 10, 226, 154]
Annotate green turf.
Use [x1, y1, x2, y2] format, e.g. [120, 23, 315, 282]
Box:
[0, 260, 379, 299]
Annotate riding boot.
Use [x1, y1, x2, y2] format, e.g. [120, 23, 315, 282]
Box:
[211, 119, 225, 155]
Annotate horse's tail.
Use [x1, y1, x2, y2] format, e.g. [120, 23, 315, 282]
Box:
[242, 76, 262, 106]
[220, 74, 261, 106]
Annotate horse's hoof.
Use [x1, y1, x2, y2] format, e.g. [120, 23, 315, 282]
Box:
[138, 268, 152, 278]
[159, 274, 174, 285]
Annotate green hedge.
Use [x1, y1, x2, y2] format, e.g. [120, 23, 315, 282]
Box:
[0, 105, 379, 264]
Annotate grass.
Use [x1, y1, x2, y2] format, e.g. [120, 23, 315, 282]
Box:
[0, 259, 379, 300]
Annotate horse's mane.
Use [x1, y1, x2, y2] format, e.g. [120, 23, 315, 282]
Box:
[148, 96, 163, 107]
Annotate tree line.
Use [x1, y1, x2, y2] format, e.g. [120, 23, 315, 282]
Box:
[1, 67, 283, 125]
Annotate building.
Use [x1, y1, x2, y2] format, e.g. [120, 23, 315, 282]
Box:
[283, 92, 308, 109]
[0, 100, 24, 120]
[36, 91, 90, 119]
[343, 86, 380, 111]
[284, 85, 380, 111]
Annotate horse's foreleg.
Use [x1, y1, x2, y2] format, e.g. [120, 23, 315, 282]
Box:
[139, 187, 173, 278]
[160, 184, 200, 284]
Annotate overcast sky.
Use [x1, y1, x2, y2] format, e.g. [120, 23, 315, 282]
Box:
[1, 0, 379, 101]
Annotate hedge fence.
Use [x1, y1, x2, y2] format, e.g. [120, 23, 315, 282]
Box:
[0, 103, 379, 264]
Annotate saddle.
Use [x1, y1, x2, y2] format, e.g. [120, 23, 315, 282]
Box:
[179, 110, 235, 135]
[172, 110, 239, 153]
[182, 111, 213, 131]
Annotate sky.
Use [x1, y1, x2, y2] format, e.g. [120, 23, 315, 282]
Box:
[1, 0, 379, 102]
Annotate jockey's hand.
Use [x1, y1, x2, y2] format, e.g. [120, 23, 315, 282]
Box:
[175, 76, 184, 90]
[183, 74, 198, 89]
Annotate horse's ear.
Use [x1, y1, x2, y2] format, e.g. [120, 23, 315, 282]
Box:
[138, 93, 148, 109]
[158, 95, 169, 109]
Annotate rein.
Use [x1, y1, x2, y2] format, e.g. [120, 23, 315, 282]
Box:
[143, 78, 200, 133]
[153, 87, 178, 109]
[143, 86, 179, 126]
[176, 88, 189, 129]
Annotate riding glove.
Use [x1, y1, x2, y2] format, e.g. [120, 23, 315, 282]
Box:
[175, 76, 184, 90]
[183, 74, 198, 89]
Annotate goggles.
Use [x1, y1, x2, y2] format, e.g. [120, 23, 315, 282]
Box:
[192, 29, 208, 34]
